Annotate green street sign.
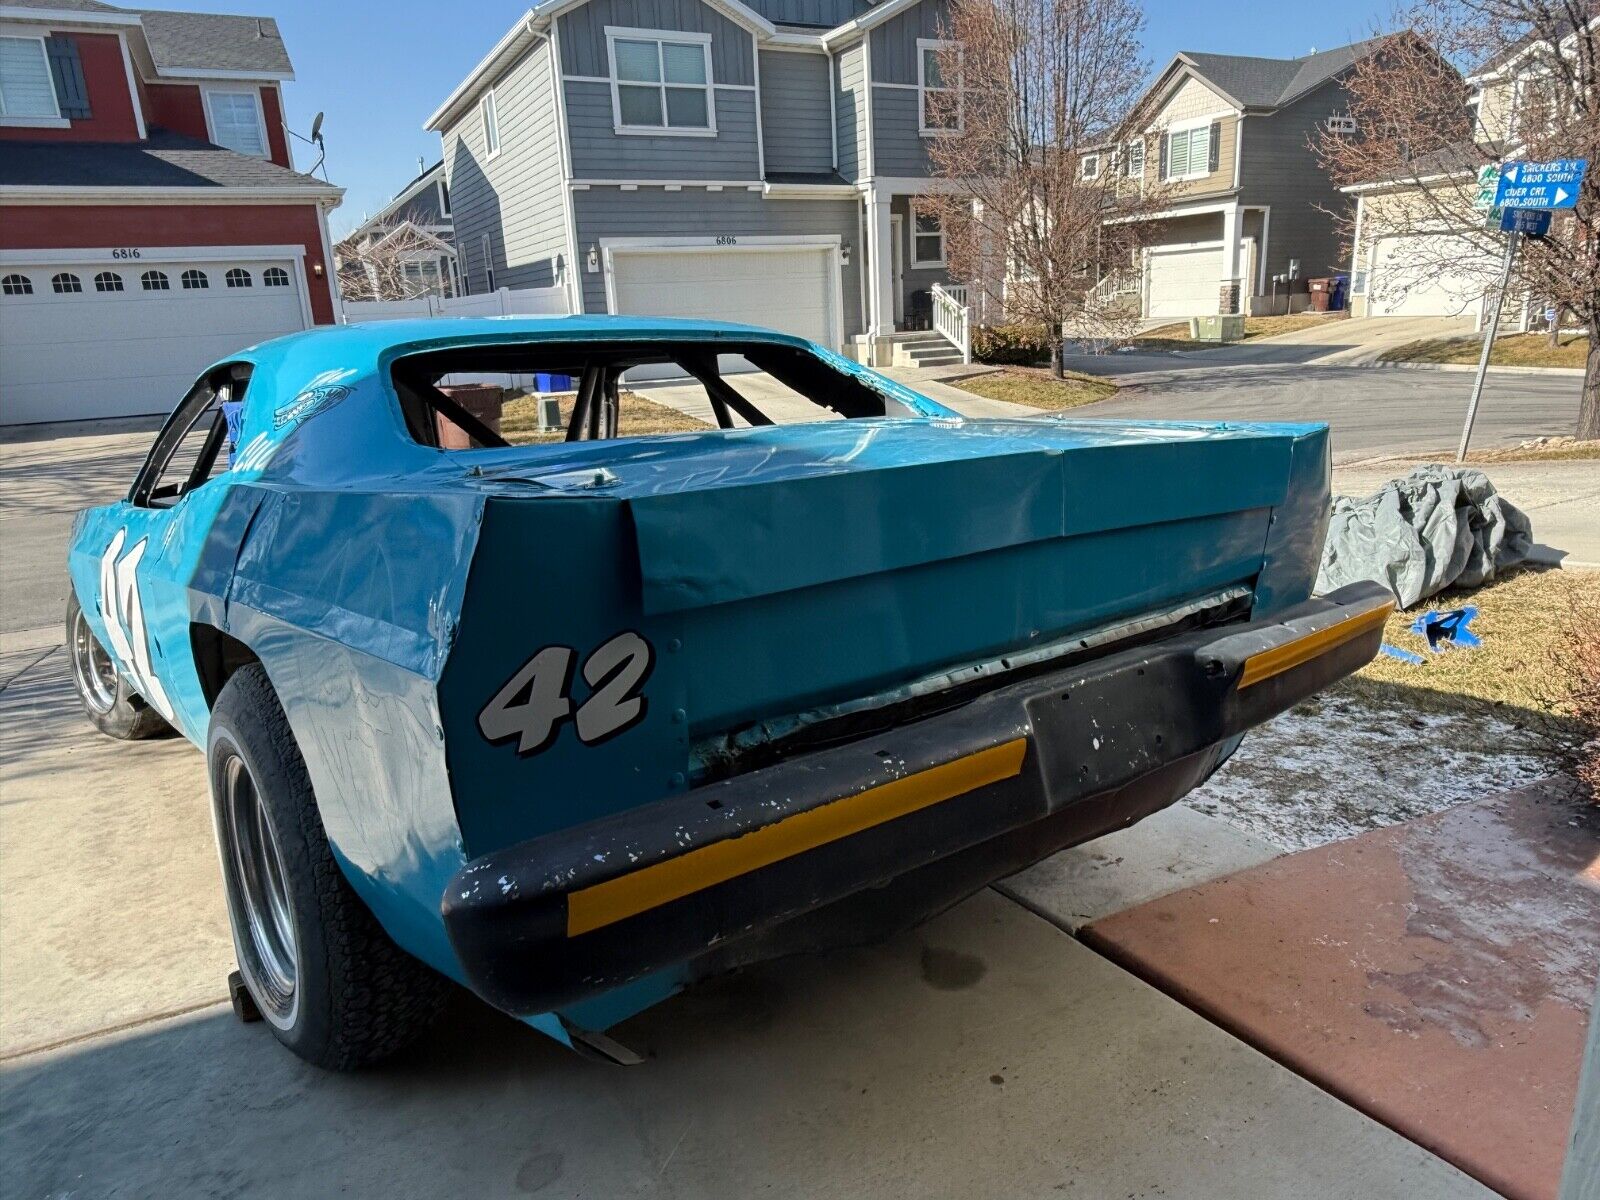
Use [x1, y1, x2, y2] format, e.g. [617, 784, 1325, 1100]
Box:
[1474, 164, 1499, 210]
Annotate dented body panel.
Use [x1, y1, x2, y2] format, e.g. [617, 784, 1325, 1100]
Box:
[67, 316, 1356, 1049]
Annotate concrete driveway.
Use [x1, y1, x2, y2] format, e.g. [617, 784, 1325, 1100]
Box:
[0, 422, 1498, 1198]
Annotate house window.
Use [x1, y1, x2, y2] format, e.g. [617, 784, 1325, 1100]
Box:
[437, 180, 451, 217]
[918, 39, 961, 133]
[205, 89, 267, 157]
[181, 269, 209, 290]
[141, 270, 170, 291]
[263, 267, 290, 287]
[52, 272, 83, 294]
[480, 90, 500, 158]
[94, 271, 124, 292]
[607, 28, 714, 134]
[1126, 138, 1145, 178]
[912, 212, 945, 266]
[225, 268, 253, 288]
[480, 235, 495, 292]
[1, 273, 33, 295]
[0, 35, 60, 120]
[1164, 124, 1211, 180]
[1080, 153, 1100, 180]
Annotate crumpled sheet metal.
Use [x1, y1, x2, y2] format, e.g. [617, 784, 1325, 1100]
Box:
[1316, 465, 1532, 607]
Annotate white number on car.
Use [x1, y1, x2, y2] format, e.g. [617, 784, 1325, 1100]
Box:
[479, 632, 654, 755]
[97, 529, 175, 719]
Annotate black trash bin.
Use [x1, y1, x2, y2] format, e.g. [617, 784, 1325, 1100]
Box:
[907, 289, 933, 331]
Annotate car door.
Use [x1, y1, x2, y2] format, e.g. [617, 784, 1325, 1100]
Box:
[91, 365, 247, 740]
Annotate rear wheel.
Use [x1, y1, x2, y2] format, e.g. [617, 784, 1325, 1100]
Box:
[66, 593, 171, 740]
[208, 663, 449, 1069]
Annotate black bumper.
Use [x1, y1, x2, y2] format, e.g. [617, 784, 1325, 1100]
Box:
[444, 582, 1392, 1015]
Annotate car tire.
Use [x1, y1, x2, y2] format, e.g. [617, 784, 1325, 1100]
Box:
[208, 663, 450, 1070]
[66, 592, 172, 740]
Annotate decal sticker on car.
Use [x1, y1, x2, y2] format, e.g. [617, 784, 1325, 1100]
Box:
[96, 529, 175, 720]
[479, 632, 654, 755]
[274, 383, 352, 429]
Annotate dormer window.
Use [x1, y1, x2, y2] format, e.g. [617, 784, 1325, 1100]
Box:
[607, 27, 715, 136]
[0, 35, 61, 121]
[205, 88, 268, 157]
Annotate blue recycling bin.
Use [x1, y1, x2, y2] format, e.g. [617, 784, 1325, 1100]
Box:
[534, 372, 573, 392]
[1330, 275, 1349, 311]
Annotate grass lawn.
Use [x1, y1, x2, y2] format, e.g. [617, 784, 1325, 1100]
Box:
[1465, 437, 1600, 463]
[1341, 565, 1600, 722]
[1379, 332, 1590, 369]
[950, 368, 1117, 410]
[1133, 312, 1347, 351]
[500, 391, 710, 445]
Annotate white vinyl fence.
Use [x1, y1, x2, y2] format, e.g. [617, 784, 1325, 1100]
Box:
[341, 285, 569, 323]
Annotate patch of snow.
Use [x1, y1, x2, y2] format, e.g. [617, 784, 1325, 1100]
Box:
[1186, 692, 1553, 852]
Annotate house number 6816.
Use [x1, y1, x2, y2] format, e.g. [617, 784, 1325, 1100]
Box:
[478, 632, 655, 756]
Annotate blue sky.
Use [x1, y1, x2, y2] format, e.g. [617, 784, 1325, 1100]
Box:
[150, 0, 1401, 237]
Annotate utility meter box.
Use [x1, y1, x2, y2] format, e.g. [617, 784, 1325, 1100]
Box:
[1189, 314, 1246, 342]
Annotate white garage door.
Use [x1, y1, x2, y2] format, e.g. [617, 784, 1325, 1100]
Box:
[1146, 241, 1255, 321]
[0, 257, 307, 425]
[609, 244, 838, 347]
[1367, 234, 1491, 318]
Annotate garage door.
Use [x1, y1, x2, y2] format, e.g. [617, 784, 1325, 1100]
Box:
[0, 257, 307, 424]
[609, 245, 838, 347]
[1146, 241, 1255, 321]
[1367, 235, 1491, 318]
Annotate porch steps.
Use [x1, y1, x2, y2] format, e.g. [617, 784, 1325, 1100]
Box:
[890, 332, 966, 369]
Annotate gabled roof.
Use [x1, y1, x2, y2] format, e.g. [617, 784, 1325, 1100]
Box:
[350, 161, 449, 241]
[0, 0, 293, 78]
[0, 130, 340, 195]
[137, 8, 293, 77]
[1154, 37, 1384, 114]
[1468, 4, 1598, 81]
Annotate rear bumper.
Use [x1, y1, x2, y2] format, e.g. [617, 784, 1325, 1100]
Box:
[443, 582, 1391, 1015]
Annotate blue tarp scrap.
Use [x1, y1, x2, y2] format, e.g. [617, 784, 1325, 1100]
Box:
[1378, 606, 1482, 664]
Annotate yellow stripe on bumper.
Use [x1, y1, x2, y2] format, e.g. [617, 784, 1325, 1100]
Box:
[1237, 601, 1393, 690]
[565, 738, 1029, 937]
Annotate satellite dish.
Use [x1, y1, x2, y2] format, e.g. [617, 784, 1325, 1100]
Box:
[310, 111, 324, 142]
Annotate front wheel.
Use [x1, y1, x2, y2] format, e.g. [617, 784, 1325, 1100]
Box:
[66, 592, 171, 740]
[208, 663, 449, 1069]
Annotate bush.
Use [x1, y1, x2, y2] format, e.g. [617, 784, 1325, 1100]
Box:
[973, 324, 1056, 366]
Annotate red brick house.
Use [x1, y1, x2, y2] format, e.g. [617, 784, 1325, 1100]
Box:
[0, 0, 343, 423]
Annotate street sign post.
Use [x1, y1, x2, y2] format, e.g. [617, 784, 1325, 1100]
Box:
[1500, 207, 1552, 235]
[1493, 159, 1587, 210]
[1473, 164, 1499, 210]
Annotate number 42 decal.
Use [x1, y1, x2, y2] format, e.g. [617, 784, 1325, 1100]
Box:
[478, 632, 654, 756]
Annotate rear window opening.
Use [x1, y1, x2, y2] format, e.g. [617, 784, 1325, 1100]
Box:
[389, 340, 922, 449]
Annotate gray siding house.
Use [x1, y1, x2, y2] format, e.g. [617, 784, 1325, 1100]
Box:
[1091, 41, 1381, 319]
[343, 160, 459, 297]
[424, 0, 963, 364]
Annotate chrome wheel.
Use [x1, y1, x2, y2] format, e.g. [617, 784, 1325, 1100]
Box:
[70, 606, 119, 715]
[221, 752, 299, 1026]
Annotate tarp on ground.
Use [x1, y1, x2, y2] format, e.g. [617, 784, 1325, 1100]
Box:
[1316, 464, 1533, 607]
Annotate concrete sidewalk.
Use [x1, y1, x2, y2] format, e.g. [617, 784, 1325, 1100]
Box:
[1, 640, 1494, 1198]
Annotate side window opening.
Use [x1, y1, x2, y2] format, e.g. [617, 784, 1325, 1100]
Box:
[131, 364, 252, 507]
[389, 342, 910, 450]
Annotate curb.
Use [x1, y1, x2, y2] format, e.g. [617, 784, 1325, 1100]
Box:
[1357, 360, 1585, 377]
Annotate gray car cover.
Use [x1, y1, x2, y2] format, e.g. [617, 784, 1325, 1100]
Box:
[1316, 465, 1533, 607]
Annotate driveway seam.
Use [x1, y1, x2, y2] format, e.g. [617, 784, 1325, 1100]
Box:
[1, 995, 229, 1064]
[0, 645, 58, 694]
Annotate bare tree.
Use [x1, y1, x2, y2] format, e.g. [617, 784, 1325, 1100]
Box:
[922, 0, 1171, 375]
[335, 225, 449, 302]
[1318, 2, 1600, 437]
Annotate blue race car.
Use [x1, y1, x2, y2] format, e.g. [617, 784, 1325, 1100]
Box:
[67, 317, 1390, 1069]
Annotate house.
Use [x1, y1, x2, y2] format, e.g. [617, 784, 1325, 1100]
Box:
[423, 0, 968, 366]
[1094, 40, 1384, 321]
[339, 159, 459, 299]
[1343, 13, 1597, 326]
[0, 0, 342, 424]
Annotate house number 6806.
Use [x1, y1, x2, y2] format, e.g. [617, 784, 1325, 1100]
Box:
[478, 632, 655, 756]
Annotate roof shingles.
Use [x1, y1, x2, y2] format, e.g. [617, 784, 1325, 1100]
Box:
[0, 0, 293, 75]
[0, 131, 335, 191]
[1178, 38, 1382, 110]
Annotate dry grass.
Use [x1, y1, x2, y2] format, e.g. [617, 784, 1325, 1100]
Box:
[1342, 566, 1600, 725]
[950, 368, 1116, 411]
[1134, 312, 1347, 350]
[500, 391, 711, 445]
[1379, 332, 1590, 369]
[1465, 437, 1600, 463]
